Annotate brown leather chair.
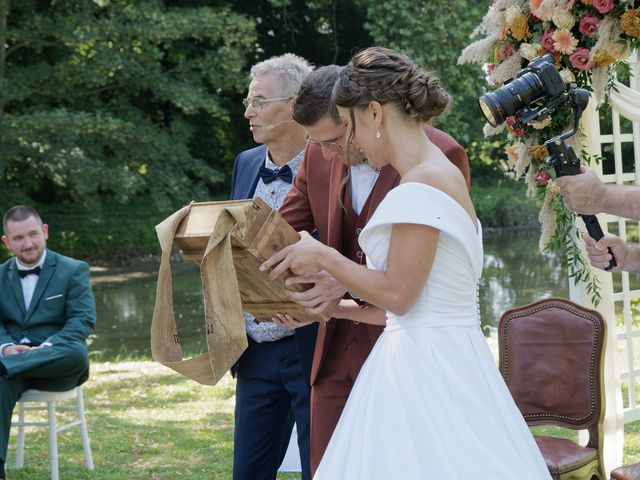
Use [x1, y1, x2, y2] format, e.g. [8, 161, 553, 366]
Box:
[610, 462, 640, 480]
[499, 297, 606, 480]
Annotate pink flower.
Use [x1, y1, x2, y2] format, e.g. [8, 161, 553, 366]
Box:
[579, 15, 599, 37]
[593, 0, 614, 14]
[569, 48, 594, 71]
[506, 116, 525, 137]
[536, 171, 551, 187]
[497, 43, 516, 60]
[541, 28, 556, 53]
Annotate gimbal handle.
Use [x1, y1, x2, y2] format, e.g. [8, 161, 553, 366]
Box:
[544, 138, 616, 271]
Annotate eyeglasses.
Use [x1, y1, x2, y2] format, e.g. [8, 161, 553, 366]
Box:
[306, 137, 343, 153]
[242, 96, 293, 112]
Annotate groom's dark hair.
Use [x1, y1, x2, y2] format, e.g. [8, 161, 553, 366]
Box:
[292, 65, 343, 126]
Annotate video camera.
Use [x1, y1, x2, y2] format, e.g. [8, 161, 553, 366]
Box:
[478, 54, 616, 270]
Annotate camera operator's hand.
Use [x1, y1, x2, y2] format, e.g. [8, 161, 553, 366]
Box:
[583, 233, 640, 273]
[556, 166, 607, 215]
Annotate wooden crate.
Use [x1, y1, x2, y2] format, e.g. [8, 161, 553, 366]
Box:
[174, 198, 324, 323]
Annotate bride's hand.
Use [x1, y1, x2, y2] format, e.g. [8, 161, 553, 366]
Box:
[261, 231, 328, 279]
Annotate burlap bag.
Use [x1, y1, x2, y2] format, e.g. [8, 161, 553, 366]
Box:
[151, 199, 323, 385]
[151, 202, 252, 386]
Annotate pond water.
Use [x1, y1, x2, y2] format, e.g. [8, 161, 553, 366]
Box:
[88, 228, 570, 361]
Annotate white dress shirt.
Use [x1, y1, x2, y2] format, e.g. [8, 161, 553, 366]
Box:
[17, 250, 47, 312]
[350, 163, 380, 215]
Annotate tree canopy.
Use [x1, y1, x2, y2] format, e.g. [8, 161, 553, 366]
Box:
[0, 0, 255, 211]
[0, 0, 495, 259]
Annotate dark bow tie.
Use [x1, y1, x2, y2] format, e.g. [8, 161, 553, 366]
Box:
[17, 266, 41, 278]
[259, 164, 292, 184]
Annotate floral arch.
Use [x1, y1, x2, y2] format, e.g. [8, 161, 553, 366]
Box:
[459, 0, 640, 473]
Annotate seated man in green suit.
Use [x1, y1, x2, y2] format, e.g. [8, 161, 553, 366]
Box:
[0, 205, 96, 480]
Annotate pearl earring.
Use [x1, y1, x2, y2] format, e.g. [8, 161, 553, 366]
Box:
[375, 127, 381, 139]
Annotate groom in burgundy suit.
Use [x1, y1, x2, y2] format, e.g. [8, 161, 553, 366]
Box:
[277, 65, 470, 474]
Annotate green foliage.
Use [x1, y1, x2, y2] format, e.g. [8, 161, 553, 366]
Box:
[355, 0, 488, 147]
[231, 0, 373, 66]
[542, 195, 602, 306]
[0, 199, 169, 263]
[0, 0, 256, 211]
[616, 297, 640, 329]
[0, 0, 520, 260]
[471, 177, 539, 228]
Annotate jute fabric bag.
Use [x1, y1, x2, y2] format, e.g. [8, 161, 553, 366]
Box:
[151, 202, 252, 386]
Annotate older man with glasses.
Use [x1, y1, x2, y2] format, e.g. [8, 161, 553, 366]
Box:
[229, 53, 314, 480]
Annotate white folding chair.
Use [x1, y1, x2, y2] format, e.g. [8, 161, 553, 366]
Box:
[11, 386, 94, 480]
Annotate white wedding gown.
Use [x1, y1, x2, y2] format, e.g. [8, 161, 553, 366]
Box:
[314, 183, 551, 479]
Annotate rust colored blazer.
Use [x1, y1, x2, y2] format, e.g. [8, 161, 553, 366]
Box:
[280, 125, 470, 385]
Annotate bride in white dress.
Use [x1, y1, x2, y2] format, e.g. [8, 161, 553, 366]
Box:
[262, 47, 551, 479]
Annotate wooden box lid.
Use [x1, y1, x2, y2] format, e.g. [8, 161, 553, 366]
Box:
[174, 198, 323, 323]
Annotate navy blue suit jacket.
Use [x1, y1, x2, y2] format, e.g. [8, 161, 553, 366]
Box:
[230, 144, 318, 383]
[230, 145, 266, 201]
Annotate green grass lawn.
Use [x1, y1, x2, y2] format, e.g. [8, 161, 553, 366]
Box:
[6, 360, 640, 479]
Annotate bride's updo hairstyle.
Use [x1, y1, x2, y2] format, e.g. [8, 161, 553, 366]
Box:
[332, 46, 450, 123]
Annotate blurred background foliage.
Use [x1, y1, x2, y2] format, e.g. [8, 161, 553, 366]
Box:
[0, 0, 533, 261]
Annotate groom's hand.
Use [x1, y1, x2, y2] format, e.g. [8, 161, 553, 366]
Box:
[285, 270, 347, 308]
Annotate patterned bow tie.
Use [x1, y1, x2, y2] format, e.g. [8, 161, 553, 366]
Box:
[18, 266, 41, 278]
[259, 164, 293, 184]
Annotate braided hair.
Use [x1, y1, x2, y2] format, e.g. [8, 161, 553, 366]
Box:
[332, 46, 450, 123]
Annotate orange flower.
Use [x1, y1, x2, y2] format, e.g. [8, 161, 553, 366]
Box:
[620, 8, 640, 38]
[530, 145, 549, 160]
[580, 0, 593, 4]
[510, 15, 531, 41]
[529, 0, 544, 15]
[593, 50, 617, 67]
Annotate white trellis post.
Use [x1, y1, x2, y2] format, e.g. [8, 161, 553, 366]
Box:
[570, 96, 624, 474]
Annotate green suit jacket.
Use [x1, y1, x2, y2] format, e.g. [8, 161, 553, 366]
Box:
[0, 249, 96, 349]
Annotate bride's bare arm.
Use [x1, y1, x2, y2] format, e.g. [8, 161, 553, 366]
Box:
[261, 224, 439, 316]
[333, 299, 387, 326]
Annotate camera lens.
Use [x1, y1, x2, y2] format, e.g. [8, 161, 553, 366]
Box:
[478, 72, 544, 127]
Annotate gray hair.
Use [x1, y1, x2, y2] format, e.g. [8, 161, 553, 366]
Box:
[250, 53, 313, 98]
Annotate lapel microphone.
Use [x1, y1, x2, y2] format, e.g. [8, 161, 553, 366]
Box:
[264, 120, 296, 131]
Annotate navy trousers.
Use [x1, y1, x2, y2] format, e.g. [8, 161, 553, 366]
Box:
[233, 335, 311, 480]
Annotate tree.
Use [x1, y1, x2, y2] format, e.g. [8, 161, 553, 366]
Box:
[231, 0, 373, 67]
[356, 0, 489, 148]
[0, 0, 256, 211]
